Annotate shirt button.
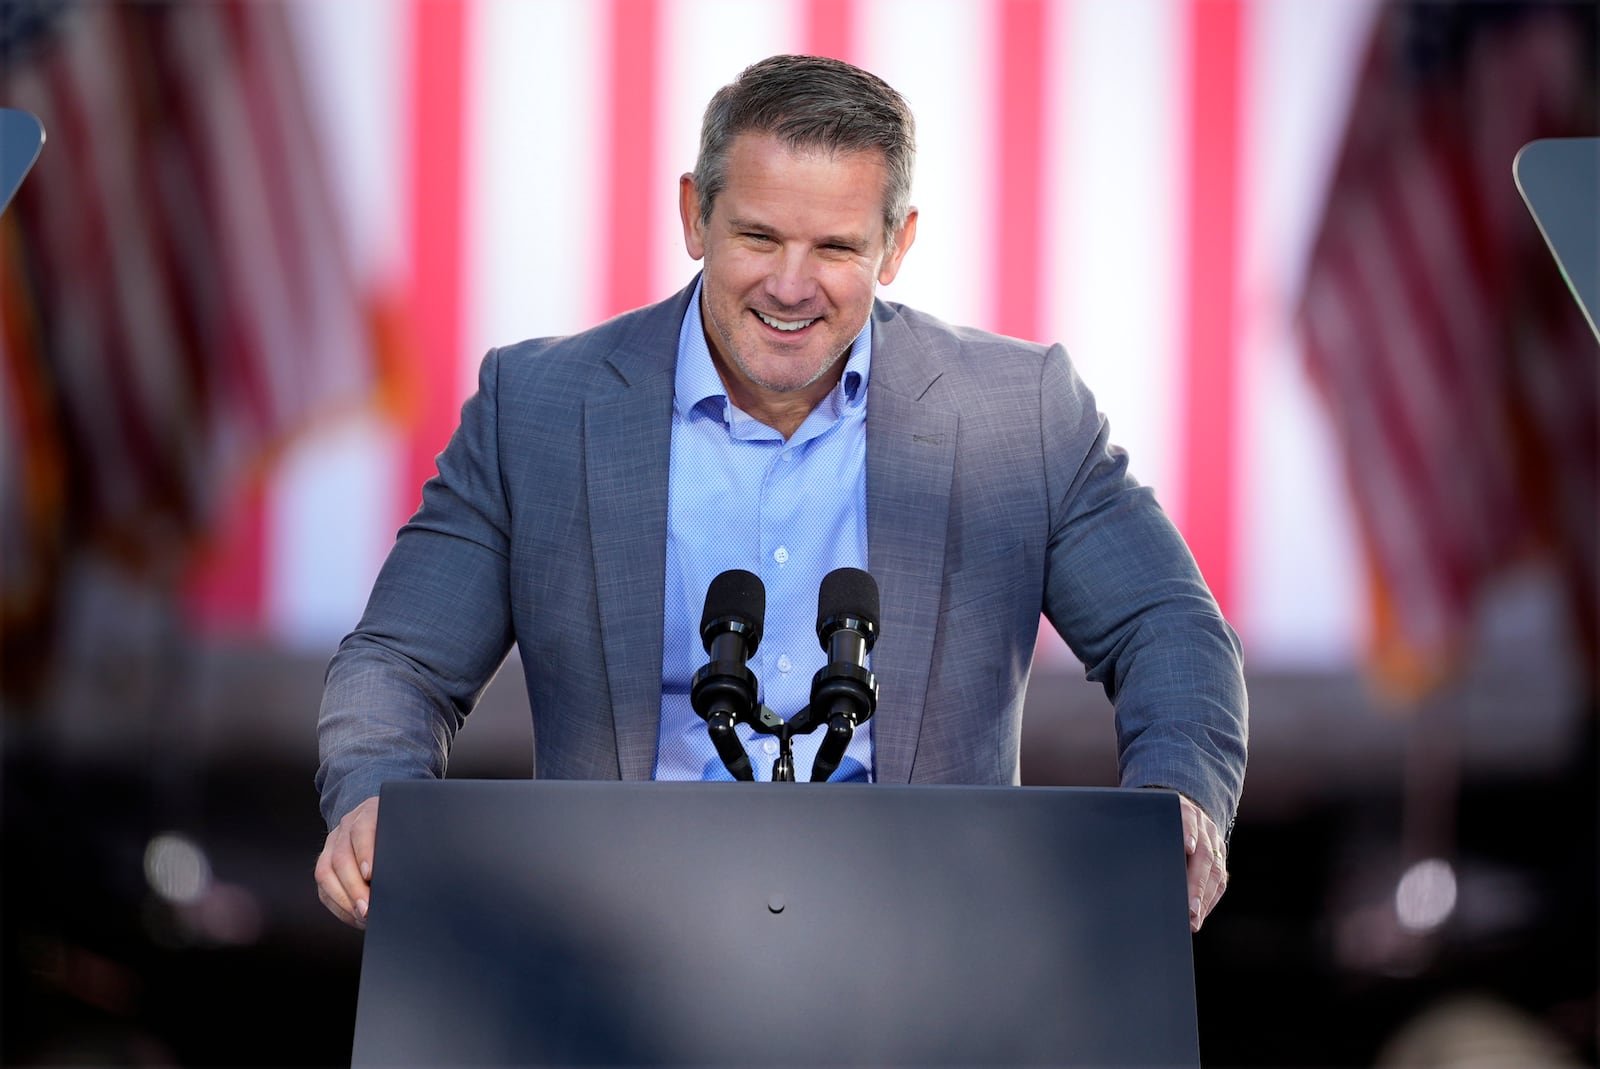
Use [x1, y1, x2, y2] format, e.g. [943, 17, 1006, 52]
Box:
[774, 546, 790, 565]
[762, 739, 778, 756]
[777, 654, 793, 673]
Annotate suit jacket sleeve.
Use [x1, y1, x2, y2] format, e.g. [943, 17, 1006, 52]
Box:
[1038, 345, 1248, 835]
[315, 349, 516, 829]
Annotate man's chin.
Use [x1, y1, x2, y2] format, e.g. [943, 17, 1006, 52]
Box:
[740, 359, 837, 396]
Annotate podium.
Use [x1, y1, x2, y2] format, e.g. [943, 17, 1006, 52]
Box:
[0, 108, 45, 215]
[351, 781, 1200, 1066]
[1514, 137, 1598, 339]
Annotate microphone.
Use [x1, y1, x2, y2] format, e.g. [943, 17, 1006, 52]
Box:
[690, 569, 765, 781]
[807, 567, 880, 783]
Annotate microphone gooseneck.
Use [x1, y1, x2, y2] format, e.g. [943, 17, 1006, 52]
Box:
[690, 569, 765, 781]
[808, 567, 880, 783]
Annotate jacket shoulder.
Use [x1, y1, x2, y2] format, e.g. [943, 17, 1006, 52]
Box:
[872, 299, 1069, 402]
[877, 300, 1059, 365]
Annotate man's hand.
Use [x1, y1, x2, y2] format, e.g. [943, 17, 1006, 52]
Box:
[1179, 795, 1227, 932]
[315, 796, 380, 929]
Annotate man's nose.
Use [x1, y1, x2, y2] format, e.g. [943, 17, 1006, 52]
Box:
[765, 247, 818, 308]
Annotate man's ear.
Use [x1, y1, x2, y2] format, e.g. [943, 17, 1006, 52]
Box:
[877, 207, 918, 285]
[679, 174, 706, 261]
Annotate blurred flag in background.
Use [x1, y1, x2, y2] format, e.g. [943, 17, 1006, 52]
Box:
[238, 0, 1380, 668]
[6, 0, 1592, 702]
[1299, 0, 1597, 698]
[0, 1, 399, 698]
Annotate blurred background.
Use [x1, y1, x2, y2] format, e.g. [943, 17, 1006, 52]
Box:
[0, 0, 1594, 1064]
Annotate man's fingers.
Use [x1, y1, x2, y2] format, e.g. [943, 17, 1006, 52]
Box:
[1186, 850, 1206, 931]
[347, 801, 379, 882]
[318, 832, 370, 929]
[316, 878, 363, 929]
[315, 844, 366, 929]
[1198, 842, 1227, 916]
[1185, 845, 1225, 931]
[1176, 795, 1228, 932]
[334, 796, 380, 917]
[1178, 796, 1204, 858]
[330, 837, 371, 922]
[315, 795, 381, 929]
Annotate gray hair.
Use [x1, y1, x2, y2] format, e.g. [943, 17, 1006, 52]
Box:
[693, 55, 917, 248]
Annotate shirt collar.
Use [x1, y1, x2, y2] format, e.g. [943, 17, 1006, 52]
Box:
[673, 277, 872, 422]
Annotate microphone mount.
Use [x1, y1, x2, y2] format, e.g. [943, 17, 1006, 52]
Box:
[693, 662, 871, 782]
[692, 568, 881, 782]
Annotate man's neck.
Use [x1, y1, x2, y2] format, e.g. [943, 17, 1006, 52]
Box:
[711, 355, 845, 441]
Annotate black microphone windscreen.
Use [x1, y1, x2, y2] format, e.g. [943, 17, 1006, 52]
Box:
[702, 569, 766, 634]
[817, 567, 879, 627]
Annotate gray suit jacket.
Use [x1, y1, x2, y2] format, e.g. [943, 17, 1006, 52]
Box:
[317, 281, 1247, 830]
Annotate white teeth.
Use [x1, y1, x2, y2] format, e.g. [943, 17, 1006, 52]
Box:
[756, 311, 816, 332]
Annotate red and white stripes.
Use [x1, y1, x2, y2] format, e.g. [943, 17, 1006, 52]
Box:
[214, 0, 1380, 665]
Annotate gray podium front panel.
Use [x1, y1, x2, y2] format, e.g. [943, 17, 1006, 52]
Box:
[352, 781, 1199, 1067]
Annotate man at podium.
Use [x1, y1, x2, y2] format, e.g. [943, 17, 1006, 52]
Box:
[314, 55, 1247, 937]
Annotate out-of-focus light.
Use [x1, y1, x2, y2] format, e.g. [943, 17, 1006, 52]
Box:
[143, 833, 212, 905]
[190, 882, 265, 946]
[1395, 858, 1457, 932]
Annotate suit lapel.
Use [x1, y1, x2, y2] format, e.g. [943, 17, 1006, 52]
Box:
[866, 303, 958, 784]
[583, 288, 690, 780]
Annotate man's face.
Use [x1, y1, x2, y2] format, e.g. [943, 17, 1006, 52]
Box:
[679, 133, 916, 414]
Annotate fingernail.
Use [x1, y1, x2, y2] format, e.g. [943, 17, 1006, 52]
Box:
[360, 861, 371, 880]
[1187, 835, 1197, 854]
[1190, 897, 1201, 915]
[356, 899, 368, 918]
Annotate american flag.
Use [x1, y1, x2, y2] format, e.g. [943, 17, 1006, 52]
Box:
[1299, 1, 1597, 695]
[0, 1, 390, 694]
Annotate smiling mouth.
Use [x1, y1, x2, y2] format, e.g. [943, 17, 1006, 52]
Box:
[755, 310, 818, 333]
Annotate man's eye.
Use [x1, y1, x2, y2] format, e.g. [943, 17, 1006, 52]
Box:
[743, 232, 774, 243]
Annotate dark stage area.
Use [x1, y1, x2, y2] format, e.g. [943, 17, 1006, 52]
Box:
[3, 648, 1594, 1067]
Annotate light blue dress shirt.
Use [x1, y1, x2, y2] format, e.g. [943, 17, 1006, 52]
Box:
[654, 280, 874, 782]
